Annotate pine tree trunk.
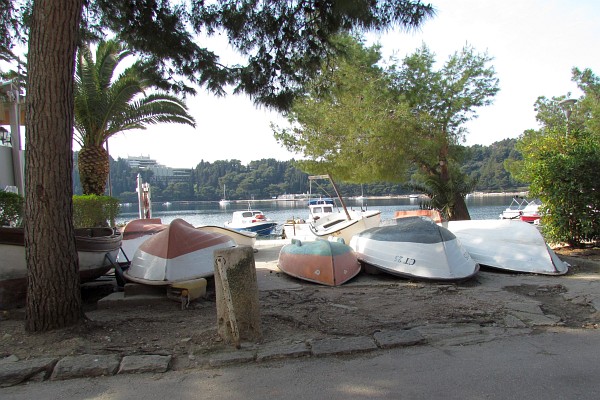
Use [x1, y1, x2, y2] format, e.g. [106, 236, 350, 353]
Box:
[78, 144, 109, 195]
[24, 0, 84, 331]
[450, 193, 471, 221]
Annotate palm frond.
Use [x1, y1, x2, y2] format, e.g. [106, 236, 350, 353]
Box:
[74, 39, 195, 147]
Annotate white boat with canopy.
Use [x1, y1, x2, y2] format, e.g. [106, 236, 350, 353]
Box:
[283, 175, 381, 244]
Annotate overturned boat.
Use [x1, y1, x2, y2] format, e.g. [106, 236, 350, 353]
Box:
[349, 217, 479, 281]
[118, 218, 167, 262]
[196, 225, 257, 247]
[125, 218, 236, 285]
[278, 238, 361, 286]
[0, 227, 122, 309]
[446, 219, 568, 275]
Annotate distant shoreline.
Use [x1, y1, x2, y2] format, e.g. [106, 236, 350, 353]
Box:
[120, 191, 530, 206]
[229, 191, 529, 203]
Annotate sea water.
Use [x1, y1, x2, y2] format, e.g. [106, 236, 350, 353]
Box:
[116, 195, 517, 236]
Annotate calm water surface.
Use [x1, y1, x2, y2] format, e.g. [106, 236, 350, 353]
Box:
[117, 195, 517, 237]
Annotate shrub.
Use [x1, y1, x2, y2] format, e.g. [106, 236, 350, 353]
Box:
[73, 195, 120, 228]
[0, 190, 24, 227]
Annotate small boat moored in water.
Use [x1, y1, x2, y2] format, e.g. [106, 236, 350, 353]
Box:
[278, 238, 361, 286]
[283, 176, 381, 244]
[219, 184, 231, 206]
[349, 216, 479, 281]
[447, 219, 569, 275]
[224, 209, 278, 236]
[500, 197, 541, 224]
[125, 218, 236, 284]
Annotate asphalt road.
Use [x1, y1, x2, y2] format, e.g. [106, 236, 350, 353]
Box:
[3, 328, 599, 400]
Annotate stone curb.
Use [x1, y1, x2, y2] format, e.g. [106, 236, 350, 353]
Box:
[0, 320, 560, 388]
[0, 357, 57, 388]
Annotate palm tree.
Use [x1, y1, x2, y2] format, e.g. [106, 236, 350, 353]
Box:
[409, 166, 476, 221]
[74, 39, 196, 195]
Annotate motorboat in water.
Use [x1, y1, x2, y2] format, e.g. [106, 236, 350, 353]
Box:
[288, 209, 381, 245]
[283, 175, 381, 244]
[500, 197, 541, 224]
[446, 219, 568, 275]
[224, 209, 278, 236]
[278, 238, 361, 286]
[0, 226, 122, 309]
[349, 216, 479, 281]
[125, 218, 236, 284]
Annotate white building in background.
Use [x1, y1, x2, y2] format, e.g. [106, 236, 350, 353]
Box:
[124, 155, 192, 184]
[124, 155, 158, 170]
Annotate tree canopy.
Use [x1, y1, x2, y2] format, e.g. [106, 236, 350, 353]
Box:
[74, 39, 196, 195]
[7, 0, 436, 331]
[509, 68, 600, 246]
[274, 35, 499, 220]
[2, 1, 436, 108]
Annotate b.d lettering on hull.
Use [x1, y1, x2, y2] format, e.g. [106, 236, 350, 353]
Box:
[350, 217, 479, 281]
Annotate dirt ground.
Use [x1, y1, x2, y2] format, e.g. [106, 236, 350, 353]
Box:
[1, 246, 599, 365]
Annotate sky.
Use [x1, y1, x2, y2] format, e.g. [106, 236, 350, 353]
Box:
[103, 0, 600, 168]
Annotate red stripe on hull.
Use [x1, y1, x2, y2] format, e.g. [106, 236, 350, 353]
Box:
[139, 219, 233, 259]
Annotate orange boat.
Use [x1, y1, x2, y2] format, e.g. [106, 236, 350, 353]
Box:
[277, 238, 361, 286]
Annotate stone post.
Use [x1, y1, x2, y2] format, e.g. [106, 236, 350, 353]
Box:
[214, 246, 262, 348]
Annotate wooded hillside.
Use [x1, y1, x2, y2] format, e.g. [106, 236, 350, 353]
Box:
[73, 139, 527, 201]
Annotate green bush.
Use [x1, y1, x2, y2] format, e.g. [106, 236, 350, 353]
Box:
[73, 195, 120, 228]
[532, 138, 600, 246]
[0, 190, 24, 227]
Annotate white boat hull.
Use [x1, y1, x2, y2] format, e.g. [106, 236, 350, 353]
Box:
[125, 219, 236, 285]
[447, 219, 568, 275]
[1, 227, 122, 309]
[349, 217, 479, 281]
[118, 218, 166, 262]
[224, 210, 277, 236]
[284, 210, 381, 244]
[196, 225, 257, 247]
[128, 246, 219, 282]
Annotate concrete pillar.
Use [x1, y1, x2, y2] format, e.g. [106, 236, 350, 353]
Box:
[214, 246, 262, 348]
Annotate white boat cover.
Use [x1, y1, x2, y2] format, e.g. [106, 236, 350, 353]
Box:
[350, 217, 479, 281]
[447, 219, 569, 275]
[125, 219, 236, 284]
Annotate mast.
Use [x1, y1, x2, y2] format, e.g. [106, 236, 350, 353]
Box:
[308, 174, 351, 220]
[328, 174, 351, 221]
